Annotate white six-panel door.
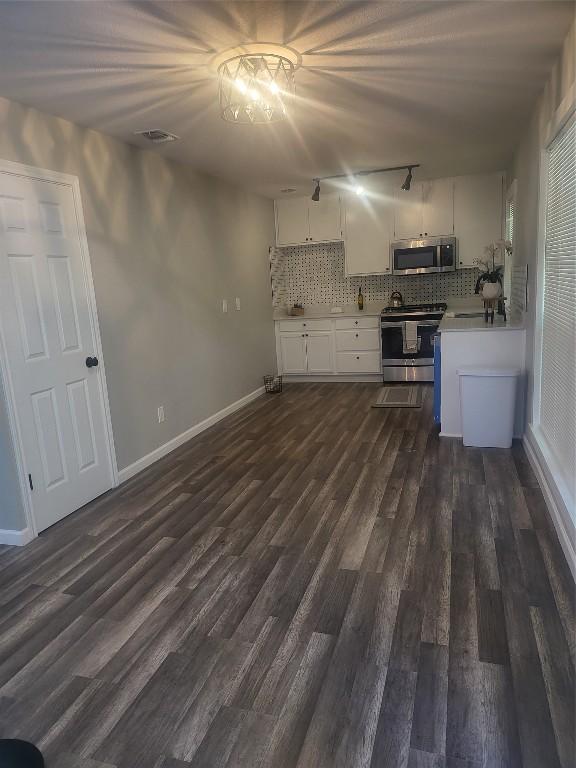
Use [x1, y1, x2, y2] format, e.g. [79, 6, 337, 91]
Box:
[0, 169, 114, 532]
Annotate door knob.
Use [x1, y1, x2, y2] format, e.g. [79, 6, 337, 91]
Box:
[86, 356, 99, 368]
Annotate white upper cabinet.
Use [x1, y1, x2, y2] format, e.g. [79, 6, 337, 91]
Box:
[394, 178, 454, 239]
[343, 177, 394, 276]
[394, 183, 423, 240]
[421, 178, 454, 236]
[275, 173, 503, 267]
[275, 197, 310, 246]
[454, 173, 504, 268]
[308, 196, 343, 243]
[275, 195, 342, 246]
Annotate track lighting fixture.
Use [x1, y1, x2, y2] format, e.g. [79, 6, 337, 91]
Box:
[310, 164, 419, 201]
[401, 166, 414, 192]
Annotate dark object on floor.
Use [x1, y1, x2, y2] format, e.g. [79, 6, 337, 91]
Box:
[0, 740, 44, 768]
[263, 374, 282, 393]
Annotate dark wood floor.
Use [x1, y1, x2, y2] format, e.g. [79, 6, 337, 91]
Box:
[0, 383, 574, 768]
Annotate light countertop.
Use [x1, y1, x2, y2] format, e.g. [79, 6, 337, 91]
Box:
[272, 299, 525, 332]
[273, 303, 383, 320]
[439, 311, 525, 333]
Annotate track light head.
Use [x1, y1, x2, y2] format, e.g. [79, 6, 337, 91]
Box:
[401, 166, 414, 192]
[311, 179, 320, 201]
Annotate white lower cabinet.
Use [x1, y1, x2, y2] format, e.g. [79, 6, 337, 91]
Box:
[279, 333, 307, 373]
[335, 328, 380, 351]
[306, 332, 334, 373]
[277, 316, 381, 376]
[278, 330, 334, 373]
[336, 351, 381, 373]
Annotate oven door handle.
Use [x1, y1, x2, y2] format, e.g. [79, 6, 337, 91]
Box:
[381, 320, 440, 328]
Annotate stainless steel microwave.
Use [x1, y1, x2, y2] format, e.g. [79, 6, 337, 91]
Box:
[391, 236, 457, 276]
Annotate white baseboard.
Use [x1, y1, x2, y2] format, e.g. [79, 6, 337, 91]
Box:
[439, 431, 523, 440]
[282, 374, 382, 383]
[0, 527, 34, 546]
[117, 386, 266, 485]
[523, 425, 576, 581]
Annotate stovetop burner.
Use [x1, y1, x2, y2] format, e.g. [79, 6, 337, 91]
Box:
[381, 302, 447, 315]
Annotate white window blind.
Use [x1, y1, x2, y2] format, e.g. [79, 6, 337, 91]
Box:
[505, 199, 515, 244]
[539, 116, 576, 498]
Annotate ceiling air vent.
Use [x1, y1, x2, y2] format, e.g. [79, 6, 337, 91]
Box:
[134, 129, 180, 144]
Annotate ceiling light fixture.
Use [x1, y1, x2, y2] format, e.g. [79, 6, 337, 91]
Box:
[310, 164, 420, 200]
[213, 44, 300, 124]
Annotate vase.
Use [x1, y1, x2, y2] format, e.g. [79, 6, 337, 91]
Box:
[482, 282, 501, 300]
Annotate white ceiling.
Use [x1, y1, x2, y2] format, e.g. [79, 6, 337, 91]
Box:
[0, 1, 573, 197]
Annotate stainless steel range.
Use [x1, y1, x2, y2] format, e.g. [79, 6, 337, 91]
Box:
[381, 301, 447, 382]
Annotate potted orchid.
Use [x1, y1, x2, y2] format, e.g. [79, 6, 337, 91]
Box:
[474, 240, 512, 299]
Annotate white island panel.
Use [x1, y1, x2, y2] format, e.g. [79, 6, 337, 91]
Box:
[440, 328, 526, 438]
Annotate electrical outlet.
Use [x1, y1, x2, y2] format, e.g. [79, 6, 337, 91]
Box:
[157, 405, 165, 423]
[235, 297, 241, 311]
[222, 299, 228, 313]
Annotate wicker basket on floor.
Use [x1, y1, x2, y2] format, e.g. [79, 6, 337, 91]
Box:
[263, 374, 283, 394]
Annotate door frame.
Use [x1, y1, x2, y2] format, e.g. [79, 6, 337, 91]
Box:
[0, 158, 118, 540]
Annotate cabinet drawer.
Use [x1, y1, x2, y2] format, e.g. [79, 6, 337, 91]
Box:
[334, 316, 379, 330]
[277, 319, 332, 332]
[335, 329, 380, 352]
[336, 351, 381, 373]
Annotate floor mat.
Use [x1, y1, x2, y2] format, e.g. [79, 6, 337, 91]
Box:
[372, 385, 422, 408]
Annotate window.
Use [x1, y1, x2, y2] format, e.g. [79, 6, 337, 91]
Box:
[536, 115, 575, 510]
[504, 180, 517, 308]
[505, 196, 515, 245]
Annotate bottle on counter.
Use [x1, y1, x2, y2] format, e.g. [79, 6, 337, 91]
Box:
[357, 285, 364, 311]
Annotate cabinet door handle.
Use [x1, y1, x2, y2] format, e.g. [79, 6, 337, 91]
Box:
[355, 333, 359, 338]
[355, 321, 358, 325]
[303, 323, 306, 326]
[356, 356, 360, 360]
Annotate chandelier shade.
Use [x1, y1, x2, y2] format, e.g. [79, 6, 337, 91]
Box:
[217, 52, 296, 124]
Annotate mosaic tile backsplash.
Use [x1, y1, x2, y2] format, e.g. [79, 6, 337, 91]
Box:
[270, 242, 479, 308]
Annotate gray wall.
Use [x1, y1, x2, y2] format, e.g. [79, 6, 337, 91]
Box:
[0, 96, 276, 531]
[510, 18, 575, 425]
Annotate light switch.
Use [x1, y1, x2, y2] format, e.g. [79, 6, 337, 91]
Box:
[222, 299, 228, 313]
[235, 297, 241, 311]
